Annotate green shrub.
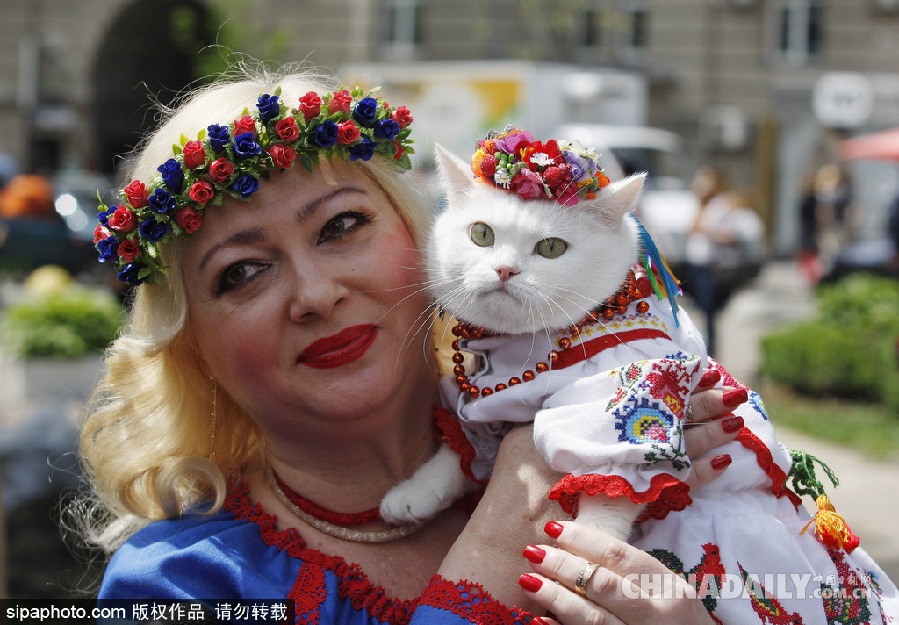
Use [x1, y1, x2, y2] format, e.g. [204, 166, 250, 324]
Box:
[760, 274, 899, 413]
[1, 287, 124, 359]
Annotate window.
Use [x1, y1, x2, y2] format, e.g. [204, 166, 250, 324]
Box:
[384, 0, 422, 53]
[772, 0, 824, 65]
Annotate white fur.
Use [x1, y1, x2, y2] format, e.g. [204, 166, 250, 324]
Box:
[380, 144, 648, 528]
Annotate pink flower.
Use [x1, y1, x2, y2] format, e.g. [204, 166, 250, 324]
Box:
[512, 169, 545, 200]
[275, 117, 299, 141]
[117, 239, 140, 263]
[337, 120, 361, 144]
[93, 224, 112, 243]
[233, 115, 257, 138]
[329, 89, 353, 115]
[299, 91, 322, 121]
[109, 206, 138, 233]
[390, 105, 413, 129]
[188, 180, 215, 205]
[182, 140, 206, 170]
[174, 206, 203, 234]
[269, 144, 297, 168]
[208, 158, 234, 183]
[123, 181, 148, 208]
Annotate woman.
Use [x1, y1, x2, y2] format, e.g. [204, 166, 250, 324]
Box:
[80, 67, 743, 624]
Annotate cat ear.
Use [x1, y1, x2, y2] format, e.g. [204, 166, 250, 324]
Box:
[434, 143, 479, 204]
[581, 173, 646, 227]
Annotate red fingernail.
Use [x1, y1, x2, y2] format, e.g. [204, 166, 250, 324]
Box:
[523, 545, 546, 564]
[711, 454, 732, 470]
[544, 521, 564, 539]
[722, 416, 744, 433]
[531, 619, 547, 625]
[519, 573, 543, 593]
[699, 369, 721, 387]
[723, 388, 748, 407]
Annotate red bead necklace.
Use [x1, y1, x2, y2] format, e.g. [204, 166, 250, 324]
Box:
[452, 268, 652, 399]
[271, 471, 382, 527]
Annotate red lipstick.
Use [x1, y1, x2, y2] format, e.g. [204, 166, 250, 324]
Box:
[298, 325, 378, 369]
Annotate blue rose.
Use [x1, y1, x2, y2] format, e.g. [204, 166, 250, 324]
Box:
[97, 206, 115, 227]
[310, 120, 338, 148]
[207, 124, 231, 153]
[352, 97, 379, 126]
[139, 218, 170, 243]
[257, 94, 280, 123]
[96, 236, 119, 262]
[117, 263, 145, 286]
[233, 132, 262, 160]
[232, 174, 259, 199]
[157, 158, 184, 193]
[348, 136, 377, 162]
[374, 118, 400, 140]
[148, 188, 176, 214]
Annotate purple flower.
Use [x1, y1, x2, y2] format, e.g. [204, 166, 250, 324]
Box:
[148, 188, 176, 214]
[352, 97, 379, 126]
[207, 124, 231, 153]
[139, 218, 170, 243]
[310, 120, 339, 148]
[348, 136, 377, 161]
[96, 237, 119, 262]
[117, 263, 145, 286]
[257, 94, 280, 123]
[374, 118, 400, 140]
[565, 151, 597, 184]
[157, 158, 184, 193]
[493, 130, 534, 156]
[233, 132, 262, 160]
[232, 174, 259, 198]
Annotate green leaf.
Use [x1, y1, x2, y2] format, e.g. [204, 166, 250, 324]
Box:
[180, 133, 189, 147]
[198, 128, 206, 141]
[172, 144, 183, 155]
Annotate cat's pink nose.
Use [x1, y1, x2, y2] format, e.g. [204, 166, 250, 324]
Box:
[495, 266, 519, 282]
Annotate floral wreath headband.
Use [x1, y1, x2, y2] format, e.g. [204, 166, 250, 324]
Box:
[94, 87, 415, 285]
[469, 127, 610, 206]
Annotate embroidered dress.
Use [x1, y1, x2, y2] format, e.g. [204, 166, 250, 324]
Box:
[445, 293, 899, 624]
[99, 483, 530, 625]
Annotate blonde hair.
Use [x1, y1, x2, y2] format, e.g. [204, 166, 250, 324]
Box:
[77, 64, 431, 553]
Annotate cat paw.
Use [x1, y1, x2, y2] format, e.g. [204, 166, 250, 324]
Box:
[380, 484, 451, 526]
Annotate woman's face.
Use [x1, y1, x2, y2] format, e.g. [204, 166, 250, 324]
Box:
[181, 163, 434, 436]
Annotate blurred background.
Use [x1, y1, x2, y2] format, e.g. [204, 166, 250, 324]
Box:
[0, 0, 897, 602]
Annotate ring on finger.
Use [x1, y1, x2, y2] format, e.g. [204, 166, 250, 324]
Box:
[575, 562, 601, 598]
[685, 404, 695, 423]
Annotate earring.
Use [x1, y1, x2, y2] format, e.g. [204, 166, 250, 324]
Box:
[209, 377, 218, 459]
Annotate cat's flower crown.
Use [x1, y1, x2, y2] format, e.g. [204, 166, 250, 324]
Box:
[470, 127, 610, 205]
[94, 87, 415, 285]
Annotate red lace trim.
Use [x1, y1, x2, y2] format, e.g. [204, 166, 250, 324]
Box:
[548, 472, 690, 519]
[223, 483, 524, 625]
[433, 405, 483, 484]
[553, 328, 671, 370]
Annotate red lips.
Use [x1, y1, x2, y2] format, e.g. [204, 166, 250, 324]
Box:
[298, 325, 378, 369]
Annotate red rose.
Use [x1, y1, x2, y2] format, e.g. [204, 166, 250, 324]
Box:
[269, 144, 297, 169]
[189, 180, 215, 205]
[174, 206, 203, 234]
[329, 89, 353, 115]
[391, 106, 413, 129]
[117, 239, 140, 263]
[208, 158, 234, 183]
[233, 114, 257, 138]
[109, 206, 138, 232]
[93, 223, 112, 243]
[275, 117, 299, 141]
[123, 180, 148, 208]
[182, 140, 207, 170]
[337, 120, 361, 145]
[479, 154, 498, 179]
[299, 91, 322, 121]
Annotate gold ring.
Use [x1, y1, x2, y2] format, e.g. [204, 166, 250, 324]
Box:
[685, 404, 695, 423]
[575, 562, 601, 598]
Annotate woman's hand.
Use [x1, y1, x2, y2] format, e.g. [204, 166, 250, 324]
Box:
[519, 521, 717, 625]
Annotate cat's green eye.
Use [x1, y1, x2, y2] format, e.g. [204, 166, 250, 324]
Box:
[470, 222, 495, 247]
[536, 238, 568, 259]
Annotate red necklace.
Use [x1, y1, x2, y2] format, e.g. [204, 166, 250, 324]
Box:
[452, 268, 652, 399]
[271, 471, 381, 527]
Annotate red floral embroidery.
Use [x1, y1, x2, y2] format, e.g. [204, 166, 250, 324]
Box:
[548, 472, 690, 518]
[553, 328, 671, 370]
[223, 483, 524, 625]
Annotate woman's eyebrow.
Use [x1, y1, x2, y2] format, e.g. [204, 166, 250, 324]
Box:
[198, 227, 267, 271]
[297, 186, 367, 224]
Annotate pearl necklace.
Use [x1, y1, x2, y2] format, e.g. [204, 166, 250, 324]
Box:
[267, 469, 424, 543]
[452, 268, 652, 399]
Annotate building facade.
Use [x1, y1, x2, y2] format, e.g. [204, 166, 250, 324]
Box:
[2, 0, 898, 252]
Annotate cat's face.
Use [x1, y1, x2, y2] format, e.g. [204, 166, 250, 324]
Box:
[428, 144, 644, 335]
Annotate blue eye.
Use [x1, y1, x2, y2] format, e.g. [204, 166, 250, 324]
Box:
[535, 238, 567, 259]
[470, 222, 495, 247]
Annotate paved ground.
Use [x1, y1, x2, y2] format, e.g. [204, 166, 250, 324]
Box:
[706, 260, 899, 583]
